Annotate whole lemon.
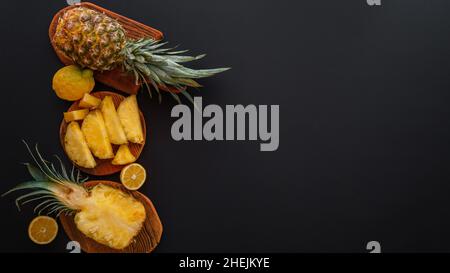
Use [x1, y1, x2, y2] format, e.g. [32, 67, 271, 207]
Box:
[52, 65, 95, 101]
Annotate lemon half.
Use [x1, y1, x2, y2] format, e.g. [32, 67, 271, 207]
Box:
[120, 163, 147, 190]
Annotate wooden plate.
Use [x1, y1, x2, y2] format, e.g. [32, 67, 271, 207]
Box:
[60, 91, 146, 176]
[49, 2, 163, 95]
[59, 180, 163, 253]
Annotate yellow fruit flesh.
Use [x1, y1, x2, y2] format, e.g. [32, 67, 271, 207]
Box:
[65, 122, 96, 168]
[79, 93, 101, 109]
[81, 110, 114, 159]
[101, 96, 128, 145]
[74, 184, 146, 250]
[112, 145, 136, 165]
[117, 95, 144, 144]
[28, 216, 58, 245]
[52, 65, 95, 101]
[120, 163, 146, 190]
[64, 109, 89, 122]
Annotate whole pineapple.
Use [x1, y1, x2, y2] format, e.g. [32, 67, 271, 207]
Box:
[54, 7, 126, 71]
[54, 7, 229, 102]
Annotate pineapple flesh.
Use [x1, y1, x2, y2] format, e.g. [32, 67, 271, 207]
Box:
[112, 145, 136, 165]
[79, 93, 101, 109]
[100, 96, 128, 145]
[64, 109, 89, 122]
[74, 184, 146, 250]
[81, 110, 114, 159]
[117, 95, 144, 144]
[64, 122, 96, 168]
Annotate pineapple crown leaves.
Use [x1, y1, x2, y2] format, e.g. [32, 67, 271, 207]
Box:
[1, 141, 88, 217]
[122, 38, 230, 104]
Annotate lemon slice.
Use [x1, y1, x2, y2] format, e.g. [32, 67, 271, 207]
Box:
[120, 163, 147, 190]
[28, 216, 58, 245]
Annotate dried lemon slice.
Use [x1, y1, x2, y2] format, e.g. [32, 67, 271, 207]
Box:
[120, 163, 147, 190]
[28, 216, 58, 245]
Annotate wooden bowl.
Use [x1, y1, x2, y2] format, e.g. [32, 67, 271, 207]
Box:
[60, 91, 146, 176]
[49, 2, 163, 95]
[59, 180, 163, 253]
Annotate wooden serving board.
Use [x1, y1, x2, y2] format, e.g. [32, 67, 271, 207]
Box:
[59, 180, 163, 253]
[60, 91, 146, 176]
[49, 2, 164, 95]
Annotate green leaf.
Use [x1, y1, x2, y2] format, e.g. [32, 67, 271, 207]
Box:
[123, 38, 230, 105]
[24, 163, 46, 182]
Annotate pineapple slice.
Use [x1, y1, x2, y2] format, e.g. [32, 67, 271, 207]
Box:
[79, 93, 101, 109]
[63, 109, 89, 122]
[100, 96, 128, 145]
[81, 110, 114, 159]
[112, 145, 136, 165]
[117, 95, 144, 144]
[64, 122, 96, 168]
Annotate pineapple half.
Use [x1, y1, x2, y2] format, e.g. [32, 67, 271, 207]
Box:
[53, 7, 229, 103]
[3, 143, 146, 250]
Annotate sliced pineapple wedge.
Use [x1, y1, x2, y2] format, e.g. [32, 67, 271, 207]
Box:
[64, 109, 89, 122]
[79, 93, 101, 109]
[81, 110, 114, 159]
[117, 95, 144, 144]
[100, 96, 128, 145]
[112, 145, 136, 165]
[64, 121, 96, 168]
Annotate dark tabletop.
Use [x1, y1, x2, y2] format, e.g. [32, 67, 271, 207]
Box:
[1, 0, 450, 253]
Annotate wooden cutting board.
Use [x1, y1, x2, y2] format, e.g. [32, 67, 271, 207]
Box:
[60, 91, 146, 176]
[49, 2, 164, 95]
[59, 180, 163, 253]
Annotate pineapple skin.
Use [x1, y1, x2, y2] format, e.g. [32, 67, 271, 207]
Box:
[74, 184, 146, 250]
[64, 122, 96, 168]
[118, 95, 144, 144]
[81, 110, 114, 159]
[101, 96, 128, 145]
[53, 7, 126, 71]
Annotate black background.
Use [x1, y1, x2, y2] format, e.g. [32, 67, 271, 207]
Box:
[1, 0, 450, 253]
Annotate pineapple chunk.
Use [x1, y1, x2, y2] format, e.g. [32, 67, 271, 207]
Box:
[64, 122, 96, 168]
[64, 109, 89, 122]
[81, 110, 114, 159]
[117, 95, 144, 144]
[74, 184, 146, 250]
[112, 145, 136, 165]
[79, 93, 101, 109]
[100, 96, 128, 145]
